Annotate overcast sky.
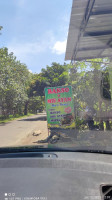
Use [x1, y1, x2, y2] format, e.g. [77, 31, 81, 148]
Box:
[0, 0, 72, 73]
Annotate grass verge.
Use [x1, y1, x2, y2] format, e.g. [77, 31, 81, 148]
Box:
[0, 113, 35, 124]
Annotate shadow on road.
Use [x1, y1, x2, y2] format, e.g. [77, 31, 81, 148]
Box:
[19, 116, 47, 121]
[0, 122, 10, 126]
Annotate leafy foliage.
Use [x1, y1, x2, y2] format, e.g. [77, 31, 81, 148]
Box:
[41, 62, 69, 87]
[0, 48, 31, 117]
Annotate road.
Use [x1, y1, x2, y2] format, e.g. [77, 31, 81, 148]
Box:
[0, 114, 48, 147]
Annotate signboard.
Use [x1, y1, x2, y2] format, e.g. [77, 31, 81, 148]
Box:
[45, 86, 75, 129]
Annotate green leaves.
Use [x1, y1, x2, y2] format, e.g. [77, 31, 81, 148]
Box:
[41, 62, 69, 87]
[0, 47, 31, 117]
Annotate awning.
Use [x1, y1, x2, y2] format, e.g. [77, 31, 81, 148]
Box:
[65, 0, 112, 61]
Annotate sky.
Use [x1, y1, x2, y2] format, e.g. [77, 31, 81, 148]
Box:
[0, 0, 72, 73]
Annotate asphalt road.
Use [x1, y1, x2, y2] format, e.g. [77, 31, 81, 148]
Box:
[0, 114, 47, 147]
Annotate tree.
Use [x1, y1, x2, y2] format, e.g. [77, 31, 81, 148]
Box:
[0, 26, 3, 35]
[24, 62, 69, 115]
[29, 74, 50, 97]
[68, 58, 112, 130]
[41, 62, 69, 87]
[0, 47, 31, 117]
[28, 96, 45, 114]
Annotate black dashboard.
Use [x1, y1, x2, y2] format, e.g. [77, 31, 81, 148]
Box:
[0, 152, 112, 200]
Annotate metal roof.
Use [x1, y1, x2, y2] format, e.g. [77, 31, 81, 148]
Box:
[65, 0, 112, 61]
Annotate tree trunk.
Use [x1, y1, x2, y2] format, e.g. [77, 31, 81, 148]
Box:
[24, 101, 28, 115]
[106, 120, 111, 130]
[99, 120, 104, 130]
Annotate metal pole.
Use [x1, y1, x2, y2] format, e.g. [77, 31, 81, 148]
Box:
[108, 59, 112, 101]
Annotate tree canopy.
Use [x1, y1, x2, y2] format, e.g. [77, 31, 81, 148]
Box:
[0, 48, 31, 117]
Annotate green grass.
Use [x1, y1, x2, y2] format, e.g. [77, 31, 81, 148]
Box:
[0, 113, 34, 124]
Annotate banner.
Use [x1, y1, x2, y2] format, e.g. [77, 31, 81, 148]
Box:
[45, 86, 75, 128]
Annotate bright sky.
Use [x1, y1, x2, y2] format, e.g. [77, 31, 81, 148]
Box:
[0, 0, 72, 73]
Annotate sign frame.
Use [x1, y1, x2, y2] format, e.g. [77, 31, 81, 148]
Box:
[45, 85, 75, 129]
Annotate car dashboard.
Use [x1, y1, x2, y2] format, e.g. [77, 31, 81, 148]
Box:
[0, 151, 112, 200]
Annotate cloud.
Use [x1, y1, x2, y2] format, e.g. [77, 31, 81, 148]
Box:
[7, 32, 55, 63]
[28, 69, 32, 73]
[7, 41, 46, 65]
[52, 40, 67, 55]
[8, 41, 46, 57]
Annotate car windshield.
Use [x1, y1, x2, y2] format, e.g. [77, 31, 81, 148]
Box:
[0, 0, 112, 152]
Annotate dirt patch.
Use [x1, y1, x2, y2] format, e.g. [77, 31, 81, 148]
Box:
[16, 121, 48, 146]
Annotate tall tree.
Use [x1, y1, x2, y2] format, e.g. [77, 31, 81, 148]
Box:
[0, 48, 31, 117]
[41, 62, 69, 87]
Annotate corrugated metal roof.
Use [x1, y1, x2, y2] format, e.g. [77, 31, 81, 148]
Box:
[65, 0, 112, 61]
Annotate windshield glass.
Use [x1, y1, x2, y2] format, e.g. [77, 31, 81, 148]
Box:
[0, 0, 112, 152]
